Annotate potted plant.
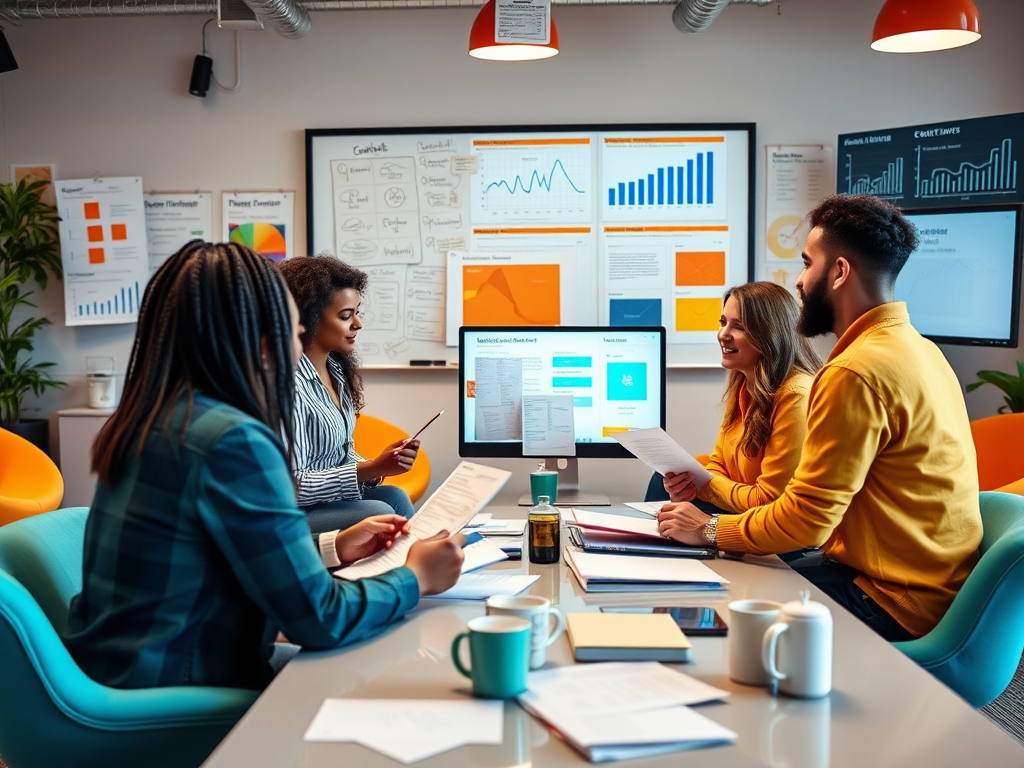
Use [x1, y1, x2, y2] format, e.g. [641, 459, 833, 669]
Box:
[0, 177, 64, 451]
[966, 362, 1024, 414]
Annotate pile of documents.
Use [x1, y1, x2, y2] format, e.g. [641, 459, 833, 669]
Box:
[565, 547, 728, 593]
[518, 662, 735, 762]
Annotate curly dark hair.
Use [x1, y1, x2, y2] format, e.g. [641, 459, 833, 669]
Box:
[278, 253, 368, 414]
[808, 194, 919, 288]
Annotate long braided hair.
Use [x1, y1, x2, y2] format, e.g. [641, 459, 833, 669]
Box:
[278, 253, 367, 414]
[720, 281, 822, 459]
[92, 240, 297, 485]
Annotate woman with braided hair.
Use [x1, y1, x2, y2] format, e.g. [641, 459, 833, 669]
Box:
[278, 253, 419, 534]
[66, 240, 464, 691]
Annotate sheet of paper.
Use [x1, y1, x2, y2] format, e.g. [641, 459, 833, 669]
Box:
[558, 704, 736, 750]
[143, 192, 213, 275]
[624, 501, 663, 517]
[611, 428, 713, 487]
[473, 357, 524, 441]
[430, 573, 539, 600]
[461, 538, 508, 573]
[304, 699, 503, 764]
[519, 661, 728, 721]
[571, 508, 660, 538]
[566, 549, 728, 586]
[465, 513, 492, 528]
[522, 395, 576, 457]
[336, 462, 511, 581]
[474, 519, 528, 536]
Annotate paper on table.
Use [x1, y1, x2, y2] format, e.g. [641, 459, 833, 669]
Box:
[430, 573, 539, 600]
[303, 699, 504, 764]
[461, 537, 509, 573]
[473, 519, 528, 536]
[519, 661, 728, 720]
[465, 513, 493, 528]
[566, 549, 728, 587]
[336, 462, 511, 581]
[571, 508, 661, 538]
[624, 501, 663, 517]
[522, 394, 576, 457]
[611, 428, 713, 487]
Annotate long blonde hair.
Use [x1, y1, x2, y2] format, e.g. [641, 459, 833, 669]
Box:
[721, 282, 822, 458]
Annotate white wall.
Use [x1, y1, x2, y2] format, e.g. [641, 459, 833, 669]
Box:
[3, 0, 1024, 498]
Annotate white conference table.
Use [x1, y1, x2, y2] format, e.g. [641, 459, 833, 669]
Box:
[202, 502, 1024, 768]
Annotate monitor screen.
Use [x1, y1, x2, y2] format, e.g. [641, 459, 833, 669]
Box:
[898, 204, 1023, 347]
[459, 326, 667, 459]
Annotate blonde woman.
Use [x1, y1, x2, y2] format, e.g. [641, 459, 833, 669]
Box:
[657, 281, 822, 522]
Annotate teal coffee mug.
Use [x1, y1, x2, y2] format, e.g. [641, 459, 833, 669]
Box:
[451, 616, 531, 699]
[530, 470, 559, 505]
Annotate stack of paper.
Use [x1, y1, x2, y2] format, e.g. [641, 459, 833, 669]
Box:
[461, 536, 509, 573]
[518, 662, 735, 762]
[571, 508, 662, 538]
[430, 573, 540, 601]
[565, 547, 728, 592]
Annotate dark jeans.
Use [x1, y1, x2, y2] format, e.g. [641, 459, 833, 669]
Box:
[302, 485, 415, 535]
[644, 472, 729, 516]
[789, 556, 915, 642]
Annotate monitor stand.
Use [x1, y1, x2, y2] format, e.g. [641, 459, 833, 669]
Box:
[517, 457, 610, 506]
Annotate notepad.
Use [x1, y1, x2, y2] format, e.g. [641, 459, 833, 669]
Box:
[565, 547, 728, 592]
[566, 612, 692, 662]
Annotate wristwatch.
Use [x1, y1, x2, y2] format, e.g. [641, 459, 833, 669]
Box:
[702, 515, 719, 546]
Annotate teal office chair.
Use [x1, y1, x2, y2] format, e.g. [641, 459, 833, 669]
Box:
[0, 507, 259, 768]
[893, 492, 1024, 708]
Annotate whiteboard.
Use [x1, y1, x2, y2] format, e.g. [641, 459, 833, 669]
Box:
[306, 124, 754, 368]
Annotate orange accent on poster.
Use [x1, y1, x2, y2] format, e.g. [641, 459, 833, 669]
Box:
[676, 298, 722, 332]
[84, 202, 101, 220]
[111, 223, 128, 241]
[88, 248, 105, 265]
[675, 251, 726, 287]
[87, 225, 103, 242]
[463, 264, 560, 327]
[467, 381, 476, 398]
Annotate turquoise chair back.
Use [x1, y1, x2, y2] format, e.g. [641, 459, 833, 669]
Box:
[0, 508, 259, 768]
[893, 492, 1024, 708]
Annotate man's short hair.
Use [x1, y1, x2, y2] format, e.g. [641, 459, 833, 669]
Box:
[808, 194, 919, 286]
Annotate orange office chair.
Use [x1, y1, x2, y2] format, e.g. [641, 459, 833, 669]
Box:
[352, 415, 432, 504]
[0, 428, 65, 526]
[971, 413, 1024, 492]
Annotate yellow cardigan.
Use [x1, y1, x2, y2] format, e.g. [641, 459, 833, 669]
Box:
[716, 303, 982, 637]
[699, 372, 813, 514]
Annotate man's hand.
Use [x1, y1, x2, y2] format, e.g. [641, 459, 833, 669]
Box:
[334, 515, 410, 564]
[663, 471, 698, 503]
[657, 502, 713, 546]
[406, 531, 466, 595]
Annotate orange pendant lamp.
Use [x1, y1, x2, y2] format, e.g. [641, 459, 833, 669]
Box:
[469, 0, 560, 61]
[871, 0, 981, 53]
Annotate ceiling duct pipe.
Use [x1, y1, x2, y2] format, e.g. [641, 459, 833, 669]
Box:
[242, 0, 311, 37]
[673, 0, 776, 34]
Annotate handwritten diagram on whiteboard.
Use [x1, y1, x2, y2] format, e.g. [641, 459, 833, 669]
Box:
[307, 124, 753, 366]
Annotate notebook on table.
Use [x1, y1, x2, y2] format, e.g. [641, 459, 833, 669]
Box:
[564, 547, 729, 593]
[567, 525, 716, 559]
[566, 612, 693, 662]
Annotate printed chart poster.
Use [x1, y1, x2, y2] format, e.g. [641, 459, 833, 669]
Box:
[56, 176, 149, 327]
[444, 250, 578, 346]
[765, 145, 833, 295]
[144, 192, 213, 276]
[222, 191, 294, 263]
[839, 112, 1024, 208]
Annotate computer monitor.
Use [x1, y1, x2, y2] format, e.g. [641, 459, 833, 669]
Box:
[899, 204, 1023, 347]
[459, 326, 667, 505]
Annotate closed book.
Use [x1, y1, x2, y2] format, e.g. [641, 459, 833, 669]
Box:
[566, 612, 692, 662]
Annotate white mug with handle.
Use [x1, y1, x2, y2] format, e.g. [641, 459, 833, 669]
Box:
[762, 591, 833, 699]
[486, 594, 565, 669]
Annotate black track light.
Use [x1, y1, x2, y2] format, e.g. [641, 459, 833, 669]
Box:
[189, 54, 213, 97]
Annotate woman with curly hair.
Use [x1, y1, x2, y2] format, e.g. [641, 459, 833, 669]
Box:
[278, 254, 419, 534]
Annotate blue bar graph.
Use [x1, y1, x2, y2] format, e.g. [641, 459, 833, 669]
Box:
[607, 152, 717, 208]
[77, 281, 142, 320]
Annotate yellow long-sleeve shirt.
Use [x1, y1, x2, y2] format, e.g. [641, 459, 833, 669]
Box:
[699, 372, 812, 514]
[716, 303, 981, 637]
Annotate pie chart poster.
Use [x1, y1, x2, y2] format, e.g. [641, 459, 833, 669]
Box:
[223, 191, 295, 262]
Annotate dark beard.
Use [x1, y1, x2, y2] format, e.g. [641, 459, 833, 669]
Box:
[798, 272, 836, 338]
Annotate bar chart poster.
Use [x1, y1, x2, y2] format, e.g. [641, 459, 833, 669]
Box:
[470, 137, 592, 225]
[839, 111, 1024, 208]
[55, 176, 150, 326]
[601, 135, 727, 222]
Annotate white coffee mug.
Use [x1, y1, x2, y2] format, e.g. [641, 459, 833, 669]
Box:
[486, 595, 565, 669]
[728, 599, 783, 685]
[762, 591, 833, 699]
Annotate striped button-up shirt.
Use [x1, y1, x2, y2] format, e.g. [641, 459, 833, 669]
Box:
[293, 354, 369, 506]
[65, 392, 419, 691]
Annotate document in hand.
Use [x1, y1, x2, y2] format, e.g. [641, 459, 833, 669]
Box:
[611, 428, 713, 487]
[335, 462, 511, 581]
[564, 547, 729, 592]
[517, 662, 734, 762]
